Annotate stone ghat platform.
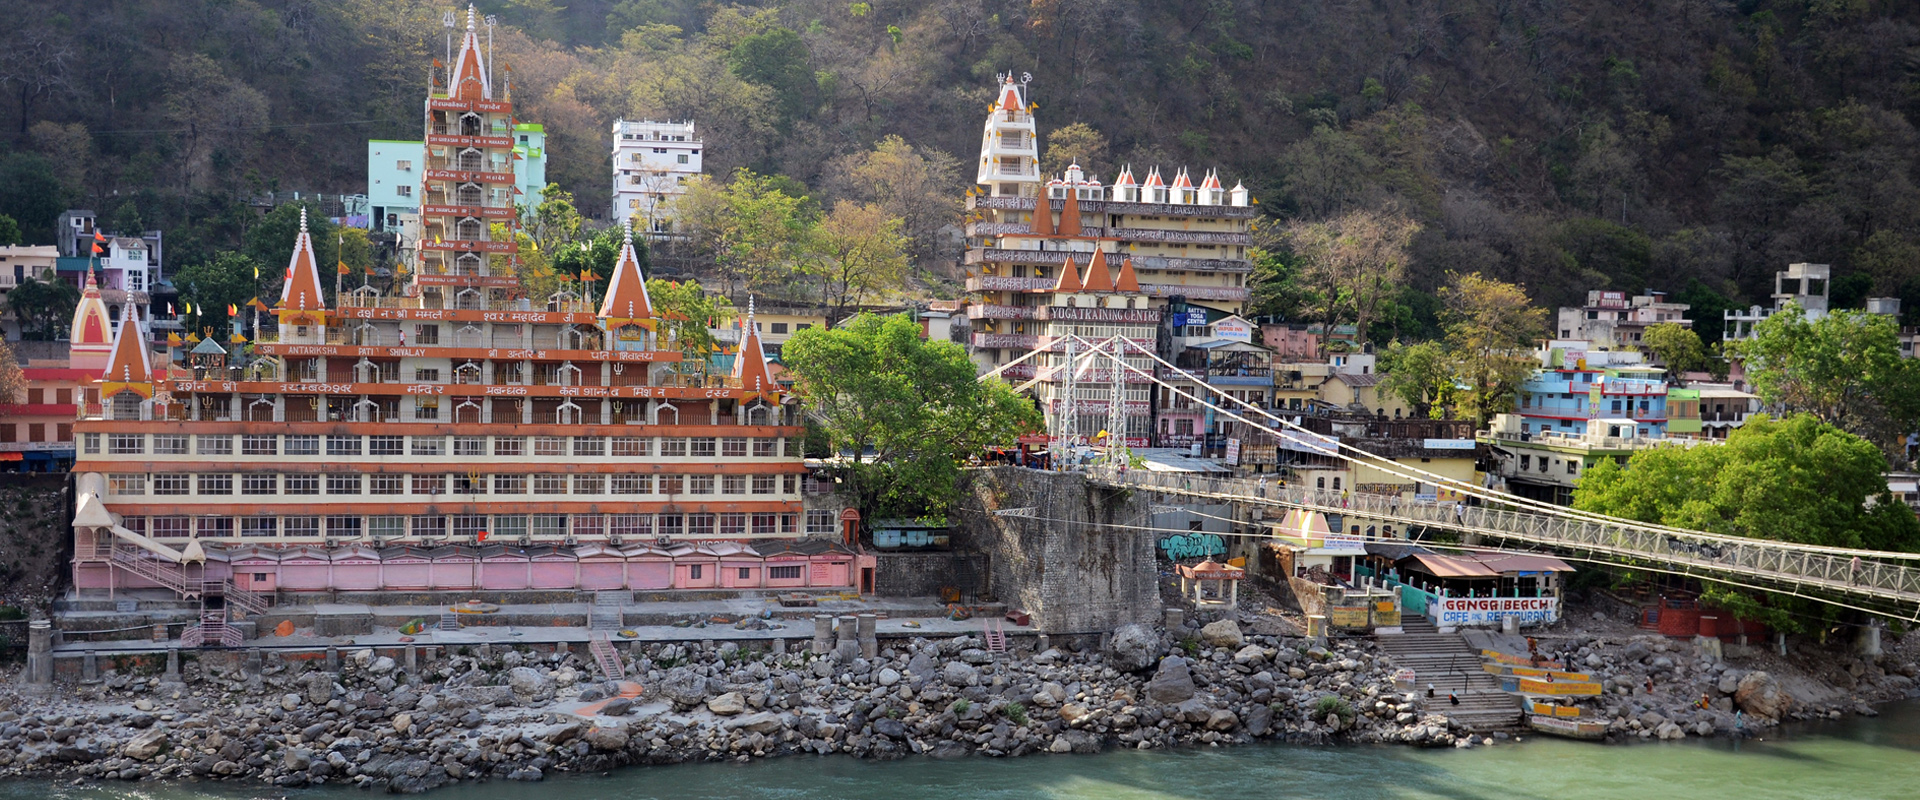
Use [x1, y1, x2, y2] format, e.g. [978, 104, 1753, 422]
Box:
[259, 594, 1006, 634]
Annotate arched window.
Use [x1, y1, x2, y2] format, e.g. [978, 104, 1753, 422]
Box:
[458, 148, 483, 171]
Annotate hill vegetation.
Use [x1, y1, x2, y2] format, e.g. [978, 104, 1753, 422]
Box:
[5, 0, 1920, 326]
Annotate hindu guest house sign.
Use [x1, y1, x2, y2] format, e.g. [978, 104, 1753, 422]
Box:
[1435, 596, 1559, 626]
[1211, 315, 1254, 342]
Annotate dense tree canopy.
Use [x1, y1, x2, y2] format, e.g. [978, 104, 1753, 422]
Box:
[1724, 305, 1920, 463]
[781, 312, 1041, 519]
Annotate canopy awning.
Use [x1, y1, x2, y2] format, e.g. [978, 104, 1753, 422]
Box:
[1401, 553, 1501, 578]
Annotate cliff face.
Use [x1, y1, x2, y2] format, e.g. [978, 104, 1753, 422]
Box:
[0, 474, 71, 609]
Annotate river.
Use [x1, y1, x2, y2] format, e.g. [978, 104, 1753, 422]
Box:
[6, 701, 1917, 800]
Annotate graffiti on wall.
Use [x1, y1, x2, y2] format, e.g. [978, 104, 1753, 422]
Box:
[1160, 532, 1227, 561]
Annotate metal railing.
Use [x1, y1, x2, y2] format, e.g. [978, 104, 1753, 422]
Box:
[1087, 468, 1920, 615]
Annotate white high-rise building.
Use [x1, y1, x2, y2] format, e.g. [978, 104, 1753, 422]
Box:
[612, 119, 703, 237]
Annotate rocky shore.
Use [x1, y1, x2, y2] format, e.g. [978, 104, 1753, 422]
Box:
[1, 611, 1913, 792]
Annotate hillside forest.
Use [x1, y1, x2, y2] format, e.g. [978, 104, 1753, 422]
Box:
[5, 0, 1920, 339]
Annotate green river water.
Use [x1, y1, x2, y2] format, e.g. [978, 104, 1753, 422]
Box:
[6, 700, 1916, 800]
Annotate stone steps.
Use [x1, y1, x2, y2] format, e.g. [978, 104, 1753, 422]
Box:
[1375, 614, 1520, 731]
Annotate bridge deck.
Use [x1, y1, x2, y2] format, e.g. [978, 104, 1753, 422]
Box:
[1089, 469, 1920, 617]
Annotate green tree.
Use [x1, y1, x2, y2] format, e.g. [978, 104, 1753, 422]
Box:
[782, 313, 1042, 519]
[0, 154, 70, 245]
[0, 340, 23, 408]
[1278, 208, 1420, 353]
[172, 252, 264, 338]
[825, 136, 961, 267]
[1041, 122, 1110, 177]
[0, 214, 20, 246]
[107, 201, 144, 236]
[4, 275, 78, 341]
[525, 184, 586, 254]
[1377, 340, 1455, 419]
[243, 202, 337, 286]
[1641, 322, 1709, 380]
[1724, 305, 1920, 458]
[1573, 414, 1920, 631]
[1441, 272, 1547, 427]
[646, 278, 730, 364]
[808, 201, 910, 321]
[726, 26, 814, 126]
[678, 170, 817, 300]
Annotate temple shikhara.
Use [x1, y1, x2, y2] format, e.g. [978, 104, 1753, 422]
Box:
[68, 7, 864, 614]
[962, 76, 1258, 447]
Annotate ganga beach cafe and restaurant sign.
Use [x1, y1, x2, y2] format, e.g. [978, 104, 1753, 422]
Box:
[1376, 549, 1577, 627]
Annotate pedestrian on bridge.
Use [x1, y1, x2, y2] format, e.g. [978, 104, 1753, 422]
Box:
[1851, 556, 1862, 584]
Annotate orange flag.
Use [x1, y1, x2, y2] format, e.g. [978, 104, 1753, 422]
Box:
[227, 303, 238, 316]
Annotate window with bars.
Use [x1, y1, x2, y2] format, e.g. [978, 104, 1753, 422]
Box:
[806, 509, 835, 535]
[369, 475, 405, 495]
[493, 474, 527, 494]
[753, 438, 777, 457]
[152, 516, 191, 538]
[690, 438, 716, 458]
[369, 516, 406, 539]
[412, 474, 447, 495]
[327, 516, 362, 538]
[494, 436, 525, 456]
[153, 475, 190, 495]
[753, 475, 777, 494]
[571, 515, 604, 537]
[783, 474, 798, 494]
[108, 434, 144, 454]
[452, 515, 488, 539]
[411, 435, 444, 455]
[534, 436, 566, 456]
[531, 514, 566, 538]
[325, 435, 361, 456]
[688, 514, 715, 536]
[781, 513, 798, 534]
[660, 438, 687, 457]
[242, 517, 278, 537]
[328, 474, 362, 495]
[787, 437, 804, 457]
[197, 474, 233, 495]
[453, 473, 486, 494]
[574, 436, 605, 456]
[722, 438, 747, 458]
[370, 435, 405, 455]
[284, 517, 321, 538]
[720, 513, 746, 536]
[657, 514, 683, 537]
[453, 436, 486, 456]
[242, 474, 278, 495]
[573, 474, 605, 494]
[722, 475, 745, 494]
[109, 474, 146, 495]
[151, 434, 188, 454]
[285, 435, 320, 455]
[752, 513, 777, 535]
[242, 434, 277, 455]
[769, 565, 802, 580]
[197, 435, 232, 455]
[610, 514, 651, 537]
[285, 474, 320, 495]
[611, 474, 650, 494]
[533, 474, 568, 494]
[688, 475, 714, 494]
[411, 515, 447, 538]
[659, 475, 684, 495]
[612, 436, 650, 457]
[197, 517, 234, 537]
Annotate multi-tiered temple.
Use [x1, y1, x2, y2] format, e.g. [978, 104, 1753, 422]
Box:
[68, 7, 864, 608]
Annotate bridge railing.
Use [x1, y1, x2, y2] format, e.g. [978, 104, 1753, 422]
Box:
[1092, 468, 1920, 609]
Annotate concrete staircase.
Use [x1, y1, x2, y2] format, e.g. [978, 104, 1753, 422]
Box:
[1374, 613, 1521, 731]
[588, 633, 625, 680]
[589, 591, 629, 632]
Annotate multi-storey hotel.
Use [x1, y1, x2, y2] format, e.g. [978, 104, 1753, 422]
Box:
[68, 7, 865, 614]
[962, 77, 1259, 444]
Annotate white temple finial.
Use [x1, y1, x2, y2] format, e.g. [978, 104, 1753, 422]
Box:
[623, 216, 633, 242]
[748, 294, 756, 322]
[299, 206, 308, 233]
[467, 4, 477, 30]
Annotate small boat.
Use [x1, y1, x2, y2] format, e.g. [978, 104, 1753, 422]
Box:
[1528, 714, 1608, 740]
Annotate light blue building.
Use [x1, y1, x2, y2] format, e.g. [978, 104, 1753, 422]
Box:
[512, 123, 547, 203]
[367, 139, 423, 234]
[1513, 344, 1671, 439]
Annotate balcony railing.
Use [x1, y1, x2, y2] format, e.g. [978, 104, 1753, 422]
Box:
[966, 304, 1038, 320]
[965, 276, 1056, 292]
[1107, 227, 1253, 246]
[1141, 284, 1249, 301]
[965, 248, 1251, 273]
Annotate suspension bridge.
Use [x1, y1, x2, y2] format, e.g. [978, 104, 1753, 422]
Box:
[981, 334, 1920, 620]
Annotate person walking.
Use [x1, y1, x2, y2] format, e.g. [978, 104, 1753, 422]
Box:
[1851, 555, 1862, 585]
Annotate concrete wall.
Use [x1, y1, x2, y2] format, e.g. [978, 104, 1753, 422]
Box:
[873, 552, 988, 598]
[951, 467, 1162, 633]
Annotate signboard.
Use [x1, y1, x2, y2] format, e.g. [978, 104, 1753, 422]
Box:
[1392, 668, 1417, 689]
[1319, 533, 1366, 554]
[1435, 596, 1559, 627]
[1329, 606, 1372, 629]
[1180, 310, 1209, 327]
[1224, 437, 1241, 465]
[1421, 439, 1476, 450]
[1212, 316, 1254, 342]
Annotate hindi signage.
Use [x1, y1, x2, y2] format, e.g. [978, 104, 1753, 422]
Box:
[1435, 596, 1559, 626]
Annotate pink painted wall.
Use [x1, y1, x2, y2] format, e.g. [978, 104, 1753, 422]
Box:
[627, 560, 671, 589]
[431, 560, 477, 589]
[529, 560, 576, 589]
[280, 561, 330, 591]
[720, 559, 761, 588]
[579, 560, 625, 590]
[481, 559, 531, 590]
[334, 562, 381, 590]
[674, 560, 718, 589]
[383, 561, 431, 589]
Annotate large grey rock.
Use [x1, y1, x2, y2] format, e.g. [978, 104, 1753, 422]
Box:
[368, 656, 397, 674]
[584, 726, 629, 752]
[1200, 619, 1245, 649]
[942, 661, 980, 687]
[658, 668, 710, 710]
[122, 730, 167, 761]
[304, 672, 336, 705]
[1735, 671, 1790, 720]
[959, 648, 994, 665]
[906, 650, 937, 677]
[1623, 640, 1652, 662]
[1105, 624, 1166, 672]
[1245, 703, 1273, 736]
[876, 668, 901, 687]
[1032, 682, 1067, 708]
[1205, 709, 1240, 731]
[507, 667, 552, 698]
[1145, 656, 1197, 704]
[707, 692, 747, 715]
[1717, 670, 1743, 695]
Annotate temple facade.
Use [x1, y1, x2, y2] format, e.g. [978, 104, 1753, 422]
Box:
[962, 77, 1259, 445]
[67, 6, 865, 605]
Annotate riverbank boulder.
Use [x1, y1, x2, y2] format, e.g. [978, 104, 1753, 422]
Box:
[1106, 624, 1166, 672]
[1200, 619, 1245, 649]
[1735, 671, 1790, 720]
[1146, 656, 1196, 704]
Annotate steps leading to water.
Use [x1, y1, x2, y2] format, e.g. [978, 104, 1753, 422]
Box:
[1375, 614, 1521, 730]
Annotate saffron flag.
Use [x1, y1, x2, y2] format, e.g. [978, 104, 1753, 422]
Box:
[228, 304, 238, 316]
[338, 261, 350, 275]
[91, 243, 102, 255]
[249, 298, 269, 312]
[93, 230, 106, 242]
[167, 332, 183, 347]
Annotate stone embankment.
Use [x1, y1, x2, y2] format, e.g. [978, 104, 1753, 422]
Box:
[0, 617, 1486, 791]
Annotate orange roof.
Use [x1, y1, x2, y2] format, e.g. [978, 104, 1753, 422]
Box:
[1031, 195, 1053, 236]
[1143, 167, 1165, 187]
[1113, 165, 1137, 187]
[1081, 248, 1115, 292]
[69, 269, 112, 347]
[597, 222, 654, 321]
[993, 78, 1022, 113]
[100, 309, 154, 396]
[733, 298, 777, 396]
[277, 208, 328, 314]
[1178, 558, 1245, 580]
[1172, 168, 1194, 189]
[1058, 183, 1083, 236]
[1114, 256, 1141, 293]
[1051, 252, 1083, 292]
[1200, 169, 1222, 190]
[449, 6, 492, 101]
